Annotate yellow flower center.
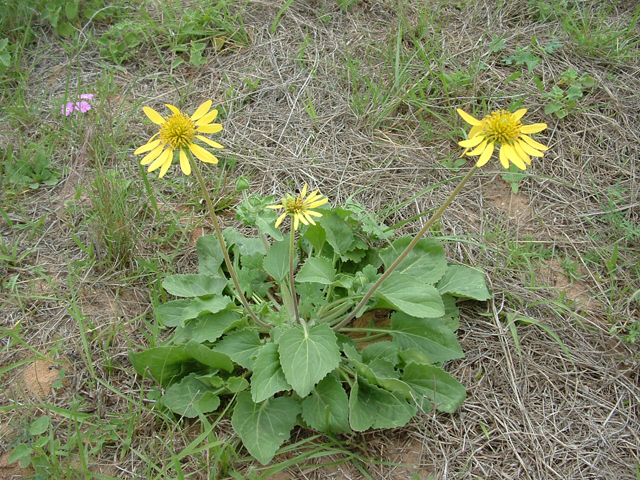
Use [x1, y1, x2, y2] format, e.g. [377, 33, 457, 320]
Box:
[284, 196, 305, 215]
[160, 113, 196, 149]
[481, 110, 522, 145]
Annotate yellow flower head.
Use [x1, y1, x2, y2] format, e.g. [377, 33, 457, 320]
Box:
[267, 184, 329, 231]
[457, 108, 548, 171]
[134, 100, 223, 178]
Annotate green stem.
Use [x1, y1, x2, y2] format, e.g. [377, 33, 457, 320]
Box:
[188, 153, 268, 329]
[334, 165, 479, 331]
[288, 230, 300, 323]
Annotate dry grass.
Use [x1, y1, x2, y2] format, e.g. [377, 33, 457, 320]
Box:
[1, 0, 639, 478]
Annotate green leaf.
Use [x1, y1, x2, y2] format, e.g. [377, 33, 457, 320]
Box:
[303, 222, 326, 253]
[65, 1, 78, 20]
[348, 376, 375, 431]
[437, 265, 491, 300]
[348, 376, 414, 431]
[251, 343, 291, 403]
[162, 274, 227, 297]
[296, 256, 336, 285]
[390, 311, 464, 363]
[361, 341, 400, 365]
[401, 362, 466, 413]
[156, 295, 233, 328]
[301, 375, 351, 433]
[161, 373, 221, 418]
[344, 345, 412, 398]
[172, 310, 243, 344]
[197, 235, 225, 276]
[223, 228, 268, 256]
[129, 341, 233, 385]
[263, 238, 290, 281]
[231, 392, 300, 465]
[376, 272, 445, 318]
[317, 210, 354, 258]
[278, 323, 341, 397]
[380, 238, 447, 284]
[29, 416, 51, 435]
[215, 329, 262, 370]
[9, 444, 32, 464]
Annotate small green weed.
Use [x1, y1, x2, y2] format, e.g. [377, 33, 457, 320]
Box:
[3, 144, 63, 190]
[542, 68, 595, 118]
[500, 164, 527, 194]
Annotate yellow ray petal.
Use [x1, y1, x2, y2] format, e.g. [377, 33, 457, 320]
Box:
[520, 134, 548, 151]
[191, 101, 212, 121]
[498, 146, 511, 170]
[143, 106, 166, 125]
[189, 144, 219, 164]
[134, 138, 162, 154]
[457, 108, 482, 126]
[140, 144, 165, 166]
[517, 139, 544, 157]
[503, 144, 526, 170]
[468, 125, 483, 139]
[166, 104, 181, 115]
[459, 135, 486, 149]
[275, 212, 287, 228]
[513, 142, 531, 165]
[195, 109, 219, 125]
[520, 123, 547, 134]
[476, 142, 494, 167]
[468, 138, 488, 156]
[196, 123, 223, 134]
[158, 156, 173, 178]
[148, 148, 172, 172]
[196, 135, 224, 149]
[179, 150, 191, 175]
[512, 108, 527, 121]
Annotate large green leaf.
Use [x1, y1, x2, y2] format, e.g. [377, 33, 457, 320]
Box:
[390, 311, 464, 363]
[343, 345, 412, 398]
[380, 237, 447, 284]
[172, 310, 243, 344]
[376, 272, 444, 318]
[231, 392, 301, 465]
[129, 341, 233, 385]
[223, 228, 268, 256]
[303, 222, 326, 253]
[278, 323, 341, 397]
[401, 362, 466, 413]
[296, 256, 336, 285]
[263, 238, 290, 281]
[162, 274, 227, 298]
[251, 343, 291, 403]
[318, 210, 354, 258]
[349, 376, 414, 431]
[156, 295, 233, 328]
[437, 265, 491, 300]
[160, 373, 221, 418]
[301, 375, 350, 433]
[196, 234, 225, 275]
[214, 329, 262, 370]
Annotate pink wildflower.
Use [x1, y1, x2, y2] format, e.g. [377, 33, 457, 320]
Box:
[61, 94, 95, 116]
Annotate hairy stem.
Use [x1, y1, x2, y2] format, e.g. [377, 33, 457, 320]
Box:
[189, 154, 269, 329]
[334, 165, 479, 330]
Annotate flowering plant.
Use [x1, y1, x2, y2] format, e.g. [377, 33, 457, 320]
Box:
[129, 103, 548, 464]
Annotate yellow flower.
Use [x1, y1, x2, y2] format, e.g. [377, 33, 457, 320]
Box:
[457, 108, 548, 170]
[134, 100, 223, 178]
[267, 184, 329, 231]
